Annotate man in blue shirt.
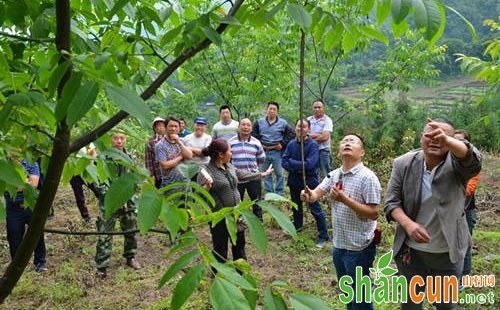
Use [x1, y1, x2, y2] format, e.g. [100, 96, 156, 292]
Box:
[282, 119, 329, 248]
[252, 102, 295, 196]
[4, 159, 47, 272]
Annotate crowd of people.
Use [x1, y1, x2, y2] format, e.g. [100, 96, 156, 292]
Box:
[4, 100, 483, 309]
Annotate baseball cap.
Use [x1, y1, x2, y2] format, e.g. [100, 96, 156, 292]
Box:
[194, 117, 207, 125]
[152, 117, 164, 126]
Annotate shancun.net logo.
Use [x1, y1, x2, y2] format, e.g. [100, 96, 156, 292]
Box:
[338, 250, 496, 305]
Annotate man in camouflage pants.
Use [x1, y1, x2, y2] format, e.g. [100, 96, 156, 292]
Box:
[95, 131, 141, 278]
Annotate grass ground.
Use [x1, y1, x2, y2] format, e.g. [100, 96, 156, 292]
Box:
[0, 155, 498, 309]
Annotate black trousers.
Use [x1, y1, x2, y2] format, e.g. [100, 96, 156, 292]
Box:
[209, 220, 246, 263]
[6, 204, 46, 266]
[70, 175, 101, 219]
[237, 180, 263, 220]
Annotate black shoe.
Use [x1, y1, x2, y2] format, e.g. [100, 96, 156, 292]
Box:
[35, 263, 48, 273]
[96, 268, 107, 278]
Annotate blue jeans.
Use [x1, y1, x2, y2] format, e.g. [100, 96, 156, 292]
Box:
[462, 207, 477, 276]
[6, 204, 46, 267]
[333, 242, 376, 310]
[290, 187, 329, 241]
[318, 149, 332, 178]
[262, 150, 284, 196]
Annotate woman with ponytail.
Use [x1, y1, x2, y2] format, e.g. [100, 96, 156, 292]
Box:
[198, 138, 273, 265]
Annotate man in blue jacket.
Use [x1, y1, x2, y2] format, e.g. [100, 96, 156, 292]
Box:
[282, 118, 329, 248]
[253, 101, 295, 196]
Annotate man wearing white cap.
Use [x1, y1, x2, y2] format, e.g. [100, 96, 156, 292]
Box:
[145, 117, 165, 188]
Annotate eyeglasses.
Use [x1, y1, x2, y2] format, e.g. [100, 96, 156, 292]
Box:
[339, 138, 361, 145]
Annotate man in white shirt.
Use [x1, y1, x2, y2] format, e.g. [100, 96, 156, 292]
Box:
[183, 117, 212, 165]
[212, 105, 239, 141]
[307, 100, 333, 178]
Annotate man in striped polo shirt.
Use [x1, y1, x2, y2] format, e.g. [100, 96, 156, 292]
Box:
[228, 118, 266, 220]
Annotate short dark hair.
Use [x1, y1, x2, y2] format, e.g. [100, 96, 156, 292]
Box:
[341, 133, 365, 149]
[165, 116, 180, 126]
[429, 117, 455, 129]
[267, 101, 279, 110]
[219, 105, 231, 113]
[295, 118, 310, 128]
[454, 129, 471, 142]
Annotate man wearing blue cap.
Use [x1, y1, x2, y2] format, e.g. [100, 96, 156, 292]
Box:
[182, 117, 212, 166]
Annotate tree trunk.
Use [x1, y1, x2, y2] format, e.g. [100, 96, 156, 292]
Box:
[0, 0, 246, 303]
[0, 0, 72, 302]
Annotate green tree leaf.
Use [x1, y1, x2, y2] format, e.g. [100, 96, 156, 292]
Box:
[217, 16, 242, 26]
[178, 163, 199, 180]
[412, 0, 441, 41]
[137, 185, 163, 234]
[376, 0, 392, 27]
[171, 263, 207, 310]
[66, 81, 99, 127]
[103, 172, 142, 219]
[428, 2, 446, 46]
[361, 25, 389, 45]
[287, 3, 312, 29]
[23, 183, 38, 209]
[0, 99, 15, 130]
[264, 286, 287, 310]
[48, 61, 72, 98]
[391, 0, 412, 25]
[210, 277, 252, 310]
[105, 84, 150, 125]
[211, 262, 256, 291]
[107, 0, 130, 18]
[324, 22, 344, 52]
[202, 26, 222, 46]
[159, 249, 199, 288]
[391, 18, 410, 38]
[444, 5, 477, 43]
[242, 274, 258, 309]
[377, 249, 393, 270]
[0, 160, 25, 187]
[55, 71, 82, 122]
[32, 16, 51, 39]
[225, 214, 238, 245]
[161, 200, 189, 238]
[160, 25, 184, 46]
[241, 209, 267, 253]
[342, 31, 356, 54]
[258, 201, 296, 239]
[289, 293, 331, 310]
[361, 0, 375, 15]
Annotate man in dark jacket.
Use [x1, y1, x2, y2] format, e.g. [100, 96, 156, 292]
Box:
[282, 118, 329, 248]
